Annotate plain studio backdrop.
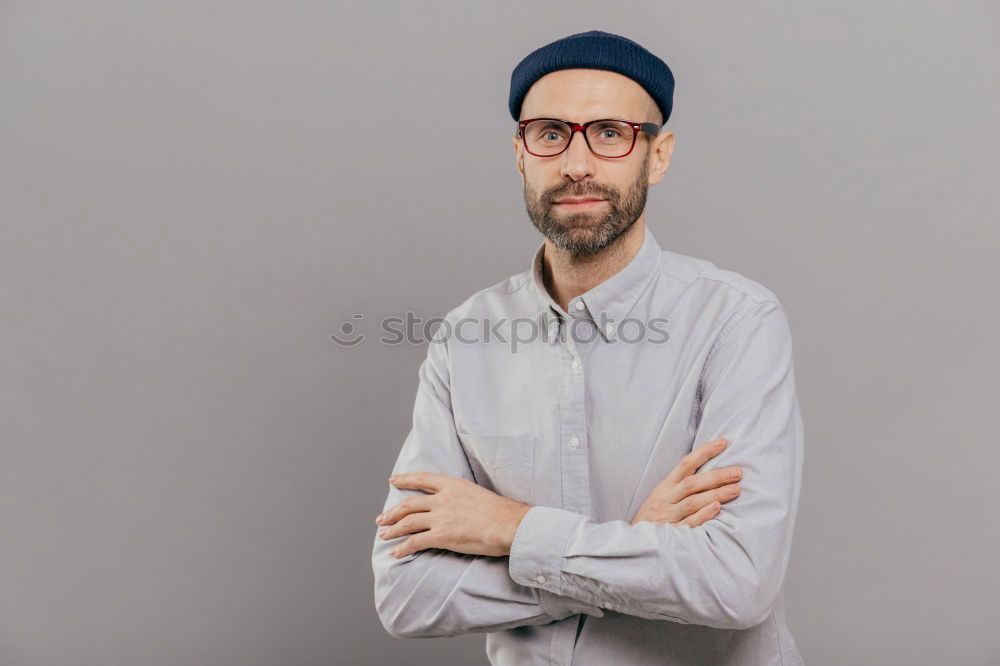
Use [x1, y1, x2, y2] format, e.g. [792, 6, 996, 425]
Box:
[2, 2, 998, 665]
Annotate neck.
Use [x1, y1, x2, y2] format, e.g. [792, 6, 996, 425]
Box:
[542, 217, 646, 313]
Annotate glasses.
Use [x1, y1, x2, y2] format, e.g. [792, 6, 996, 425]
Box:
[517, 117, 660, 158]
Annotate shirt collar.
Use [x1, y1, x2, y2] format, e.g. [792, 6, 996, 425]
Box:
[529, 224, 663, 343]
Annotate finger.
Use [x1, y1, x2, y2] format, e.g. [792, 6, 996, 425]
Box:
[663, 465, 743, 504]
[391, 530, 435, 558]
[678, 500, 722, 528]
[661, 438, 728, 489]
[690, 482, 741, 510]
[379, 511, 433, 541]
[670, 482, 740, 522]
[378, 494, 434, 526]
[389, 471, 447, 493]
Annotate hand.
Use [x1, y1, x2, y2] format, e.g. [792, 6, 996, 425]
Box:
[630, 437, 742, 527]
[376, 472, 533, 559]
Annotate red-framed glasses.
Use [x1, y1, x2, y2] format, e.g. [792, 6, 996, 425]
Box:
[517, 117, 661, 158]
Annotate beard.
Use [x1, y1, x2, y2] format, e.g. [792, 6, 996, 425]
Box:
[523, 154, 650, 256]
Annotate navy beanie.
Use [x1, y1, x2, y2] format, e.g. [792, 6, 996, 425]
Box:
[508, 30, 675, 126]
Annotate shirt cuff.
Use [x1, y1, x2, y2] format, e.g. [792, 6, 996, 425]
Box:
[509, 505, 604, 618]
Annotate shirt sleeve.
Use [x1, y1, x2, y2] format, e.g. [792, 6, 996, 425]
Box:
[372, 329, 605, 639]
[507, 300, 805, 631]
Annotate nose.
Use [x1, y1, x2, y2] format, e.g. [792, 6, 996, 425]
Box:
[560, 129, 596, 181]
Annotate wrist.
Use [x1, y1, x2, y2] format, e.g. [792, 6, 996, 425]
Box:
[499, 502, 533, 555]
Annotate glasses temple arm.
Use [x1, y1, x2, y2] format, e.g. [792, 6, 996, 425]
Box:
[640, 122, 661, 137]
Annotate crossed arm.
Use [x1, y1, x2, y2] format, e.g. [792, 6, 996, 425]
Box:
[371, 330, 602, 639]
[371, 300, 804, 637]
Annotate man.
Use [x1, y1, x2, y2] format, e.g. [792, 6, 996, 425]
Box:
[371, 30, 805, 665]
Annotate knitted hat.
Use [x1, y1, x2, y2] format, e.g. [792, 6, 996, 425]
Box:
[508, 30, 675, 126]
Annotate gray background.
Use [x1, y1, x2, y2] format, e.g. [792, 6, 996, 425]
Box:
[2, 2, 998, 665]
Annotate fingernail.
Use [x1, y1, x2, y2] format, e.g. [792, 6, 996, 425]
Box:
[375, 513, 384, 524]
[378, 527, 387, 537]
[390, 547, 398, 556]
[716, 438, 727, 449]
[389, 475, 398, 482]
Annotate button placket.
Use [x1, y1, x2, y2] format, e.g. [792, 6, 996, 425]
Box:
[559, 321, 590, 516]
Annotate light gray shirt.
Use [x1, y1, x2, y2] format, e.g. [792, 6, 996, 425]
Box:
[372, 224, 805, 665]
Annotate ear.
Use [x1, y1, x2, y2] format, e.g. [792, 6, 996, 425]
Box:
[512, 136, 525, 179]
[647, 131, 676, 186]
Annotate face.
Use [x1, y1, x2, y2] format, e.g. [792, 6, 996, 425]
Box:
[513, 69, 675, 255]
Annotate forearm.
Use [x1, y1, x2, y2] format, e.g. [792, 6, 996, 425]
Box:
[508, 503, 794, 630]
[373, 525, 603, 638]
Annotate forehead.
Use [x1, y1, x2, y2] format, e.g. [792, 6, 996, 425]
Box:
[520, 68, 650, 121]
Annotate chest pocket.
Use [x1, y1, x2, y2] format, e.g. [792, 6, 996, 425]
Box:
[459, 432, 535, 505]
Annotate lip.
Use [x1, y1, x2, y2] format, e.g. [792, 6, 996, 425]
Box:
[554, 198, 606, 209]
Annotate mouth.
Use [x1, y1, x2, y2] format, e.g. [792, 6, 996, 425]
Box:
[553, 198, 606, 209]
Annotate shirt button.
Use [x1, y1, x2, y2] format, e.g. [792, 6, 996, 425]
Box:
[536, 574, 546, 584]
[571, 357, 580, 370]
[569, 435, 579, 448]
[574, 300, 585, 311]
